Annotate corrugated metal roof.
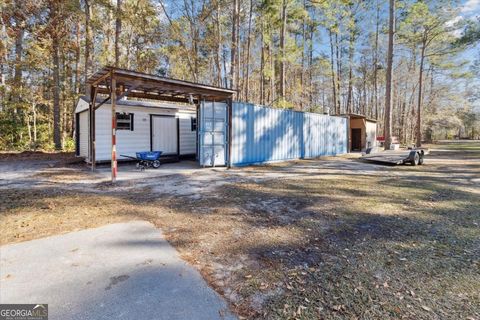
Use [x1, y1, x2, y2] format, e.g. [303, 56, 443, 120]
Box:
[86, 66, 235, 102]
[78, 96, 196, 111]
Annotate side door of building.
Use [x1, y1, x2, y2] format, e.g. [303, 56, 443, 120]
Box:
[198, 101, 228, 166]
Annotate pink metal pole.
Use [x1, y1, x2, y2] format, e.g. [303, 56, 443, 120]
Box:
[111, 73, 117, 183]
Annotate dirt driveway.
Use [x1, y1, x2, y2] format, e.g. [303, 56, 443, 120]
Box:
[1, 141, 479, 319]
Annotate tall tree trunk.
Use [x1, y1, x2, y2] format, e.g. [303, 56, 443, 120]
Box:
[32, 103, 37, 146]
[215, 1, 222, 87]
[346, 33, 354, 113]
[269, 38, 275, 104]
[84, 0, 92, 86]
[300, 0, 306, 110]
[373, 0, 379, 119]
[73, 20, 81, 138]
[12, 0, 24, 101]
[11, 24, 24, 134]
[260, 22, 265, 105]
[329, 29, 337, 115]
[308, 22, 314, 108]
[346, 5, 356, 114]
[13, 29, 24, 89]
[52, 35, 62, 150]
[244, 0, 253, 102]
[222, 47, 228, 88]
[230, 0, 239, 93]
[115, 0, 122, 67]
[335, 33, 341, 113]
[416, 39, 426, 147]
[384, 0, 395, 150]
[279, 0, 287, 100]
[235, 0, 240, 95]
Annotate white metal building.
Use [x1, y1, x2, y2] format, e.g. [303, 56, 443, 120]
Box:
[75, 97, 197, 161]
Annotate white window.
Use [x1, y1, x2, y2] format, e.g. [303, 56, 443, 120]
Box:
[116, 113, 134, 130]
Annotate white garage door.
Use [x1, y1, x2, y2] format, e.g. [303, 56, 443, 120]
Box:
[152, 116, 177, 155]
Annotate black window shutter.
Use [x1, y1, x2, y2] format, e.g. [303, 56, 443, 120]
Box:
[191, 117, 197, 131]
[130, 113, 134, 131]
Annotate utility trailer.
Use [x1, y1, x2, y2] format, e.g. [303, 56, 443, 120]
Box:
[360, 147, 429, 166]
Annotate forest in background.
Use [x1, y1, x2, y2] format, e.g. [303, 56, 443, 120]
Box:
[0, 0, 479, 151]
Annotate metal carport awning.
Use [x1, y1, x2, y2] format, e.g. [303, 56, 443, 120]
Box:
[86, 66, 235, 183]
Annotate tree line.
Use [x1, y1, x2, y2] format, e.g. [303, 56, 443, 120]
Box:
[0, 0, 479, 151]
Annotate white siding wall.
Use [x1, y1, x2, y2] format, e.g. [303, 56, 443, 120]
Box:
[79, 111, 89, 158]
[366, 121, 377, 149]
[76, 103, 196, 161]
[178, 115, 196, 155]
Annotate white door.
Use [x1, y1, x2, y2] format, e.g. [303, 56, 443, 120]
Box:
[79, 111, 89, 158]
[152, 116, 177, 155]
[199, 101, 228, 166]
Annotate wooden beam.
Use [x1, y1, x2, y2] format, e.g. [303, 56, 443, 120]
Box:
[88, 87, 93, 164]
[94, 95, 111, 110]
[88, 71, 111, 86]
[115, 81, 141, 101]
[227, 98, 233, 168]
[93, 81, 137, 110]
[91, 85, 98, 171]
[96, 87, 201, 104]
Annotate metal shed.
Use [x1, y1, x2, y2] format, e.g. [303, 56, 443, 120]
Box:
[82, 66, 235, 182]
[340, 113, 378, 152]
[79, 66, 350, 183]
[231, 103, 348, 165]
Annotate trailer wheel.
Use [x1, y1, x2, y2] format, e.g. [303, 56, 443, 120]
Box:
[411, 152, 420, 166]
[418, 153, 424, 165]
[152, 160, 161, 168]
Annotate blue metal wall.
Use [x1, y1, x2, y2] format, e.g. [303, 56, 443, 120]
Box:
[231, 102, 347, 166]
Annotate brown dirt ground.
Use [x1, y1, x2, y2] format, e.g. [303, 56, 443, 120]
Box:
[0, 151, 78, 162]
[1, 141, 479, 319]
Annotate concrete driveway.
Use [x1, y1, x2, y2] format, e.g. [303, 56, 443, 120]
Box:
[0, 221, 236, 320]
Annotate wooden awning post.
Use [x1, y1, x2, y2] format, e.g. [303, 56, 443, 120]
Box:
[90, 85, 97, 171]
[111, 72, 117, 183]
[227, 98, 233, 168]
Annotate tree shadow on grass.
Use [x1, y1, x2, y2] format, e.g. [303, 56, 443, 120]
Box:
[2, 144, 479, 318]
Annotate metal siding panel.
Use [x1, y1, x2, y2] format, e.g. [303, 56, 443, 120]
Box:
[235, 102, 245, 164]
[79, 111, 89, 158]
[259, 106, 265, 162]
[284, 110, 288, 158]
[286, 111, 290, 159]
[297, 112, 302, 158]
[272, 108, 278, 161]
[230, 102, 349, 165]
[232, 103, 238, 164]
[231, 103, 237, 164]
[252, 104, 257, 162]
[250, 104, 256, 163]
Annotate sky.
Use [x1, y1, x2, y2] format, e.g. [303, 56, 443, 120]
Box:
[159, 0, 479, 108]
[455, 0, 480, 109]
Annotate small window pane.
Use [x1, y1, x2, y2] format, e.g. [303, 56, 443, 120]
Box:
[116, 113, 132, 130]
[191, 117, 197, 131]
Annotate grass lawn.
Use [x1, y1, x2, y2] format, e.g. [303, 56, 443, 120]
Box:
[1, 141, 479, 319]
